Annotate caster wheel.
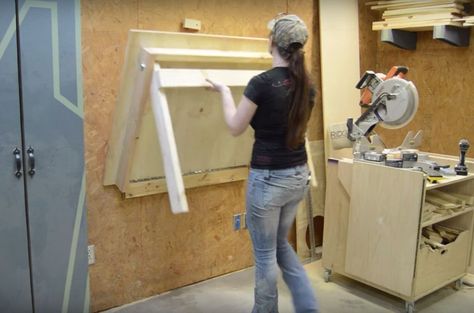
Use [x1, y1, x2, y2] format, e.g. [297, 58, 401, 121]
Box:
[323, 268, 332, 283]
[405, 302, 415, 313]
[455, 278, 464, 290]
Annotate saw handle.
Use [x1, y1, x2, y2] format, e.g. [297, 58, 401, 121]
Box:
[358, 66, 409, 106]
[389, 66, 409, 79]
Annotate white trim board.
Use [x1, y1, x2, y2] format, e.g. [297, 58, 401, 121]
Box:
[319, 0, 362, 161]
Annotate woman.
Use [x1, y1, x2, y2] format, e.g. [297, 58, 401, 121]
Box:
[207, 14, 319, 313]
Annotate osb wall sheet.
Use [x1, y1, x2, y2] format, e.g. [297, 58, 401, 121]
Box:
[82, 0, 317, 311]
[358, 0, 378, 74]
[358, 4, 474, 158]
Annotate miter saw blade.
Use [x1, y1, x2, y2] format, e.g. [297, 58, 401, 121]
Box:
[372, 77, 419, 129]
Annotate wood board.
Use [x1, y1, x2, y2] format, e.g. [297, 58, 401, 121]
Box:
[383, 13, 461, 22]
[103, 30, 272, 210]
[319, 0, 362, 160]
[367, 0, 470, 6]
[368, 0, 469, 31]
[370, 0, 468, 11]
[382, 4, 464, 17]
[150, 68, 189, 213]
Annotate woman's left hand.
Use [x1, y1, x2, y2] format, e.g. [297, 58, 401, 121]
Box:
[206, 78, 229, 93]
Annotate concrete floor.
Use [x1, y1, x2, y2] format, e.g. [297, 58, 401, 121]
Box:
[105, 260, 474, 313]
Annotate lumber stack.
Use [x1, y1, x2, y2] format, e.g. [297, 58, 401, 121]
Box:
[367, 0, 471, 31]
[422, 189, 472, 223]
[421, 224, 461, 253]
[425, 189, 465, 215]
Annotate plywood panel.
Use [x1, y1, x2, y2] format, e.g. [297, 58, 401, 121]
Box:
[345, 161, 424, 296]
[82, 0, 315, 311]
[129, 87, 253, 181]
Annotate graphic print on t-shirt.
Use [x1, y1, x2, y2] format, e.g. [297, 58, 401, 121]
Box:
[272, 79, 291, 88]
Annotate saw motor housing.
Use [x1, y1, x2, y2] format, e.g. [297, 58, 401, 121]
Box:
[329, 67, 419, 156]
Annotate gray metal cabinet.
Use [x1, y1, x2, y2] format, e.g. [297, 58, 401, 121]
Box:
[0, 1, 89, 312]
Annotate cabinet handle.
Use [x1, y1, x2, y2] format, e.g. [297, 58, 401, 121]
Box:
[27, 147, 35, 176]
[13, 148, 22, 178]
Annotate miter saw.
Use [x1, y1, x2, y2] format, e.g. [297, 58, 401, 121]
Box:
[330, 66, 420, 160]
[330, 66, 470, 182]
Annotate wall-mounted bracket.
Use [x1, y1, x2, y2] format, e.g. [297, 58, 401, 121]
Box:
[381, 29, 417, 50]
[433, 25, 470, 47]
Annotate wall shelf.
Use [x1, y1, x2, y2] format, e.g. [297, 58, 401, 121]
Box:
[367, 0, 473, 50]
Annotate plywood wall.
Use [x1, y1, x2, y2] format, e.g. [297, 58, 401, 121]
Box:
[81, 0, 318, 311]
[358, 0, 378, 74]
[358, 3, 474, 158]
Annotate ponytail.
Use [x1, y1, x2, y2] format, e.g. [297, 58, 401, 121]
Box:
[277, 43, 312, 149]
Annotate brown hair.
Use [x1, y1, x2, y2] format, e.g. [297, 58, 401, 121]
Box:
[277, 43, 313, 149]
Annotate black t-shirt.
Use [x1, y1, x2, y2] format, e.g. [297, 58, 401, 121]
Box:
[244, 67, 315, 169]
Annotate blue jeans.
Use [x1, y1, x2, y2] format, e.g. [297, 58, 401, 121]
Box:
[246, 164, 319, 313]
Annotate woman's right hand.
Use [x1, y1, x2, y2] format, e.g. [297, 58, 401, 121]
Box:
[205, 78, 230, 93]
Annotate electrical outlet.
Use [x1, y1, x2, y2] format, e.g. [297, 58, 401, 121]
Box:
[233, 214, 241, 231]
[88, 245, 96, 265]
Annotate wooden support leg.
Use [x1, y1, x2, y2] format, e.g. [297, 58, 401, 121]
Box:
[150, 69, 189, 214]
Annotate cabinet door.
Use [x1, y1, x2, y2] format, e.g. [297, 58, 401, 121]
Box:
[345, 162, 424, 296]
[0, 1, 34, 312]
[17, 1, 89, 312]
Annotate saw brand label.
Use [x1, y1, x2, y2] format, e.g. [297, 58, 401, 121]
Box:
[330, 129, 348, 139]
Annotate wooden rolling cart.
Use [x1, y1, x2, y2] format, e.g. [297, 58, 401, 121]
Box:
[322, 154, 474, 313]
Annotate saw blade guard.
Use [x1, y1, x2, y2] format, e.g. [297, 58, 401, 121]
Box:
[372, 77, 419, 129]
